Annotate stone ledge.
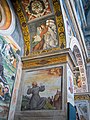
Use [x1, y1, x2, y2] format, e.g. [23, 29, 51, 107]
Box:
[14, 110, 66, 120]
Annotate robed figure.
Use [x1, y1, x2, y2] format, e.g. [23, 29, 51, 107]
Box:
[27, 82, 46, 110]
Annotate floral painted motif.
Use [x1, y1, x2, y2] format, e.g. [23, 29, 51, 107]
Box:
[22, 0, 51, 22]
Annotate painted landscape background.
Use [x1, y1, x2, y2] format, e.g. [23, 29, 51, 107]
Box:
[21, 67, 63, 110]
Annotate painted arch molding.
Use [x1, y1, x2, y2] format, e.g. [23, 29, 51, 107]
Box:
[0, 0, 15, 35]
[70, 36, 88, 92]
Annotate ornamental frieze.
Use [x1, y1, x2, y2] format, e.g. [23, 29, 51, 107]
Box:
[22, 55, 67, 69]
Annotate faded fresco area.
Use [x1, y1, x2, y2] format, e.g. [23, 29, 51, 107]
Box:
[21, 67, 63, 111]
[0, 35, 20, 120]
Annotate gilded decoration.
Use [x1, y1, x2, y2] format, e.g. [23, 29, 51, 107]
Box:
[12, 0, 66, 57]
[13, 1, 30, 56]
[22, 55, 67, 69]
[74, 95, 90, 100]
[52, 0, 65, 48]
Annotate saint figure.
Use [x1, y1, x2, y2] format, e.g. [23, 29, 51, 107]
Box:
[27, 81, 46, 110]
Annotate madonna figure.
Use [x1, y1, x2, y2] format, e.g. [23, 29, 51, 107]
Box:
[27, 81, 46, 110]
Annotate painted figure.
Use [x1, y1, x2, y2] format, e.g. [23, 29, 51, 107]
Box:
[32, 19, 58, 51]
[27, 81, 46, 110]
[32, 26, 44, 51]
[1, 43, 12, 57]
[77, 76, 82, 88]
[3, 86, 10, 102]
[43, 19, 58, 49]
[0, 82, 4, 99]
[0, 64, 7, 85]
[53, 90, 61, 110]
[0, 83, 10, 102]
[69, 77, 73, 94]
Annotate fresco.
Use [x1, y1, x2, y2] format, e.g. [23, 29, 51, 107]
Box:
[21, 0, 51, 22]
[67, 65, 74, 106]
[30, 18, 59, 52]
[63, 8, 74, 48]
[75, 100, 89, 120]
[21, 67, 63, 110]
[0, 0, 24, 56]
[8, 57, 22, 120]
[0, 35, 20, 120]
[12, 0, 66, 56]
[73, 45, 88, 93]
[74, 75, 81, 91]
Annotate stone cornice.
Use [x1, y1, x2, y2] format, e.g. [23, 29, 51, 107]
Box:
[21, 48, 76, 70]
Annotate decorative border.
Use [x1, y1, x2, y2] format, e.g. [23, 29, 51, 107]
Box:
[13, 1, 30, 56]
[52, 0, 66, 48]
[22, 54, 67, 69]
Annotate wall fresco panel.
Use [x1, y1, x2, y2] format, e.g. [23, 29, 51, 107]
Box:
[12, 0, 66, 57]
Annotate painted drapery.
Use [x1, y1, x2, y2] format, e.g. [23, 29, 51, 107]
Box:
[12, 0, 66, 56]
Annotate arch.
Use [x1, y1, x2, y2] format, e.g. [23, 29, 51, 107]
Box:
[0, 4, 6, 28]
[0, 0, 16, 35]
[70, 36, 88, 93]
[70, 36, 85, 65]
